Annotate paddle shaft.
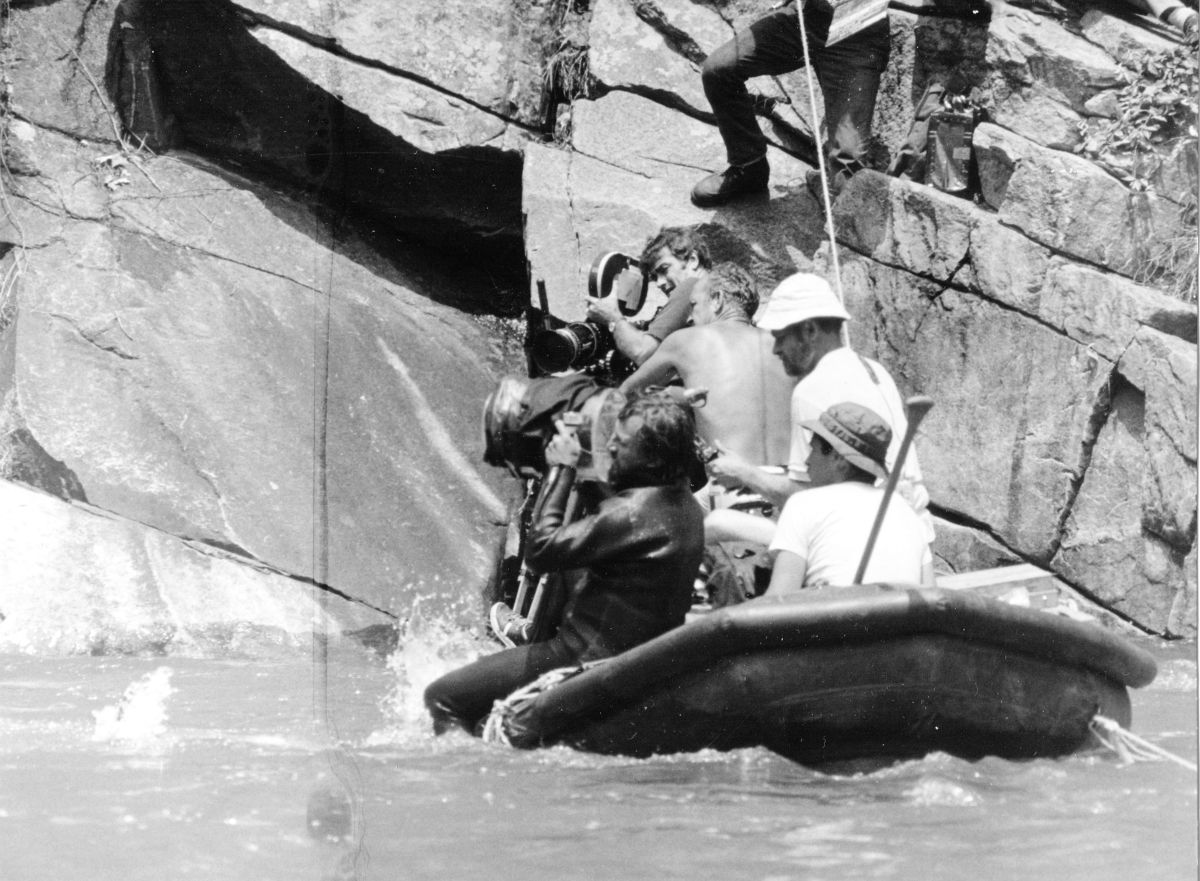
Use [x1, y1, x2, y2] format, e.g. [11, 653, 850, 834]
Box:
[852, 395, 934, 585]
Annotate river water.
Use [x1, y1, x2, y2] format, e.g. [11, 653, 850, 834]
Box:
[2, 609, 1196, 881]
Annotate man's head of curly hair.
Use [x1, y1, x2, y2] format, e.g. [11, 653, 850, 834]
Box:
[614, 389, 696, 487]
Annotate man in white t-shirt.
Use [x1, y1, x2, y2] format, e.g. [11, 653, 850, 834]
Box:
[767, 401, 933, 591]
[705, 272, 933, 545]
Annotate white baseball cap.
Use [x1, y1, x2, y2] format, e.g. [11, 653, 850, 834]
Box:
[756, 273, 850, 331]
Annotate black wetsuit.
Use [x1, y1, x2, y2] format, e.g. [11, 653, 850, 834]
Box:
[424, 465, 704, 735]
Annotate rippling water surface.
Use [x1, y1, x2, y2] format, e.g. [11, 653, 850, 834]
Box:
[1, 619, 1195, 880]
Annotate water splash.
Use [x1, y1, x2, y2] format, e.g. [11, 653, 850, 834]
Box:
[1150, 658, 1198, 693]
[366, 597, 493, 747]
[92, 666, 175, 744]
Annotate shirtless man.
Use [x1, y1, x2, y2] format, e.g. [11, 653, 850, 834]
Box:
[619, 262, 793, 500]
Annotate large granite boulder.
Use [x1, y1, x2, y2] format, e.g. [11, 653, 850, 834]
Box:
[522, 0, 1196, 635]
[0, 125, 519, 635]
[974, 123, 1191, 275]
[524, 91, 824, 321]
[234, 0, 559, 127]
[4, 0, 1194, 640]
[0, 481, 382, 655]
[10, 0, 556, 279]
[828, 169, 1195, 632]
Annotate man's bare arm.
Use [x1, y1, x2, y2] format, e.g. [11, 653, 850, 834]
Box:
[619, 335, 682, 395]
[766, 550, 808, 595]
[708, 444, 804, 509]
[586, 296, 664, 366]
[612, 317, 664, 365]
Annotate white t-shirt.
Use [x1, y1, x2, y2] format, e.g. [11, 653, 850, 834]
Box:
[787, 347, 933, 540]
[769, 482, 932, 591]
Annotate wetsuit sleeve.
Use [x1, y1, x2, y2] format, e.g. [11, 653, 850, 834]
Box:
[525, 469, 638, 571]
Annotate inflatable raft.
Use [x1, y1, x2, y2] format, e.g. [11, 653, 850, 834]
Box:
[487, 585, 1158, 767]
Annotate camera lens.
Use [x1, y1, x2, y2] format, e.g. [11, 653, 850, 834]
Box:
[531, 323, 605, 373]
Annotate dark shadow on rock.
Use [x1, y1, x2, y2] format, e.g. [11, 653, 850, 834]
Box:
[705, 189, 833, 272]
[0, 285, 89, 503]
[910, 14, 992, 102]
[105, 0, 526, 312]
[3, 428, 90, 503]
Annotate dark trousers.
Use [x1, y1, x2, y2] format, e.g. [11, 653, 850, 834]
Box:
[424, 636, 581, 735]
[700, 5, 890, 175]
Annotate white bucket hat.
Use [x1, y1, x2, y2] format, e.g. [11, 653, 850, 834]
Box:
[756, 273, 850, 331]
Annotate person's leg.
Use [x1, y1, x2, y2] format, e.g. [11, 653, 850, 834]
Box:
[424, 637, 578, 735]
[811, 20, 890, 183]
[700, 4, 806, 167]
[693, 3, 807, 205]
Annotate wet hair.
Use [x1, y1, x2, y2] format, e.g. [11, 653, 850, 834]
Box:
[617, 389, 696, 486]
[707, 262, 758, 317]
[638, 227, 713, 275]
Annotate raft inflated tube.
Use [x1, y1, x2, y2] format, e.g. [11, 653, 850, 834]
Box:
[522, 585, 1158, 745]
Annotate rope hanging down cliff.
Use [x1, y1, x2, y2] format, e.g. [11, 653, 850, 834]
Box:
[791, 0, 850, 349]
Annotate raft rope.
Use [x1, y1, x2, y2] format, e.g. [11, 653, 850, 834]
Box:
[1089, 714, 1198, 772]
[481, 661, 601, 747]
[793, 0, 848, 348]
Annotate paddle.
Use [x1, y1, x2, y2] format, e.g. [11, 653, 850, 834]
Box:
[852, 395, 934, 585]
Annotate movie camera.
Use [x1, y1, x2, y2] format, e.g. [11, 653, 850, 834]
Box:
[482, 374, 626, 482]
[527, 252, 649, 378]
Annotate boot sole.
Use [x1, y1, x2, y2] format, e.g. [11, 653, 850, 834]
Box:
[689, 186, 769, 208]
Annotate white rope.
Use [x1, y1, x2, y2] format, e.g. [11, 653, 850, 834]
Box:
[1089, 713, 1197, 771]
[481, 662, 599, 746]
[793, 0, 848, 350]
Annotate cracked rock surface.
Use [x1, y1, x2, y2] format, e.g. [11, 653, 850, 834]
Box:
[522, 0, 1196, 634]
[0, 0, 1195, 642]
[1, 126, 518, 645]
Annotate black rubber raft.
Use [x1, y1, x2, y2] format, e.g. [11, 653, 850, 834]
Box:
[497, 585, 1159, 767]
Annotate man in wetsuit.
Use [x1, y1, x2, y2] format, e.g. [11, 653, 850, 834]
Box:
[424, 389, 705, 736]
[586, 227, 712, 366]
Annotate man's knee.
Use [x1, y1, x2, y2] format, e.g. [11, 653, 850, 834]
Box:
[700, 42, 740, 87]
[424, 676, 475, 736]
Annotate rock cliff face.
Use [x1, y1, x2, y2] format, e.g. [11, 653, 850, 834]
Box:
[2, 0, 530, 652]
[518, 0, 1198, 636]
[0, 0, 1195, 646]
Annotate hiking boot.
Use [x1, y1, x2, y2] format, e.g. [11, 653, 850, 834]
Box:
[489, 602, 533, 648]
[690, 158, 769, 208]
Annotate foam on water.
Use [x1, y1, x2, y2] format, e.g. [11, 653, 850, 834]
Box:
[903, 776, 982, 807]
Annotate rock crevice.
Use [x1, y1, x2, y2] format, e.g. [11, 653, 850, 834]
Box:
[2, 0, 1194, 642]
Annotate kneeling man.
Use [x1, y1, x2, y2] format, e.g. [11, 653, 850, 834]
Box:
[767, 401, 933, 594]
[425, 390, 705, 735]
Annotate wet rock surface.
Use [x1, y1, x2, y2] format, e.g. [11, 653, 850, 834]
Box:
[1, 0, 1196, 638]
[0, 125, 519, 639]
